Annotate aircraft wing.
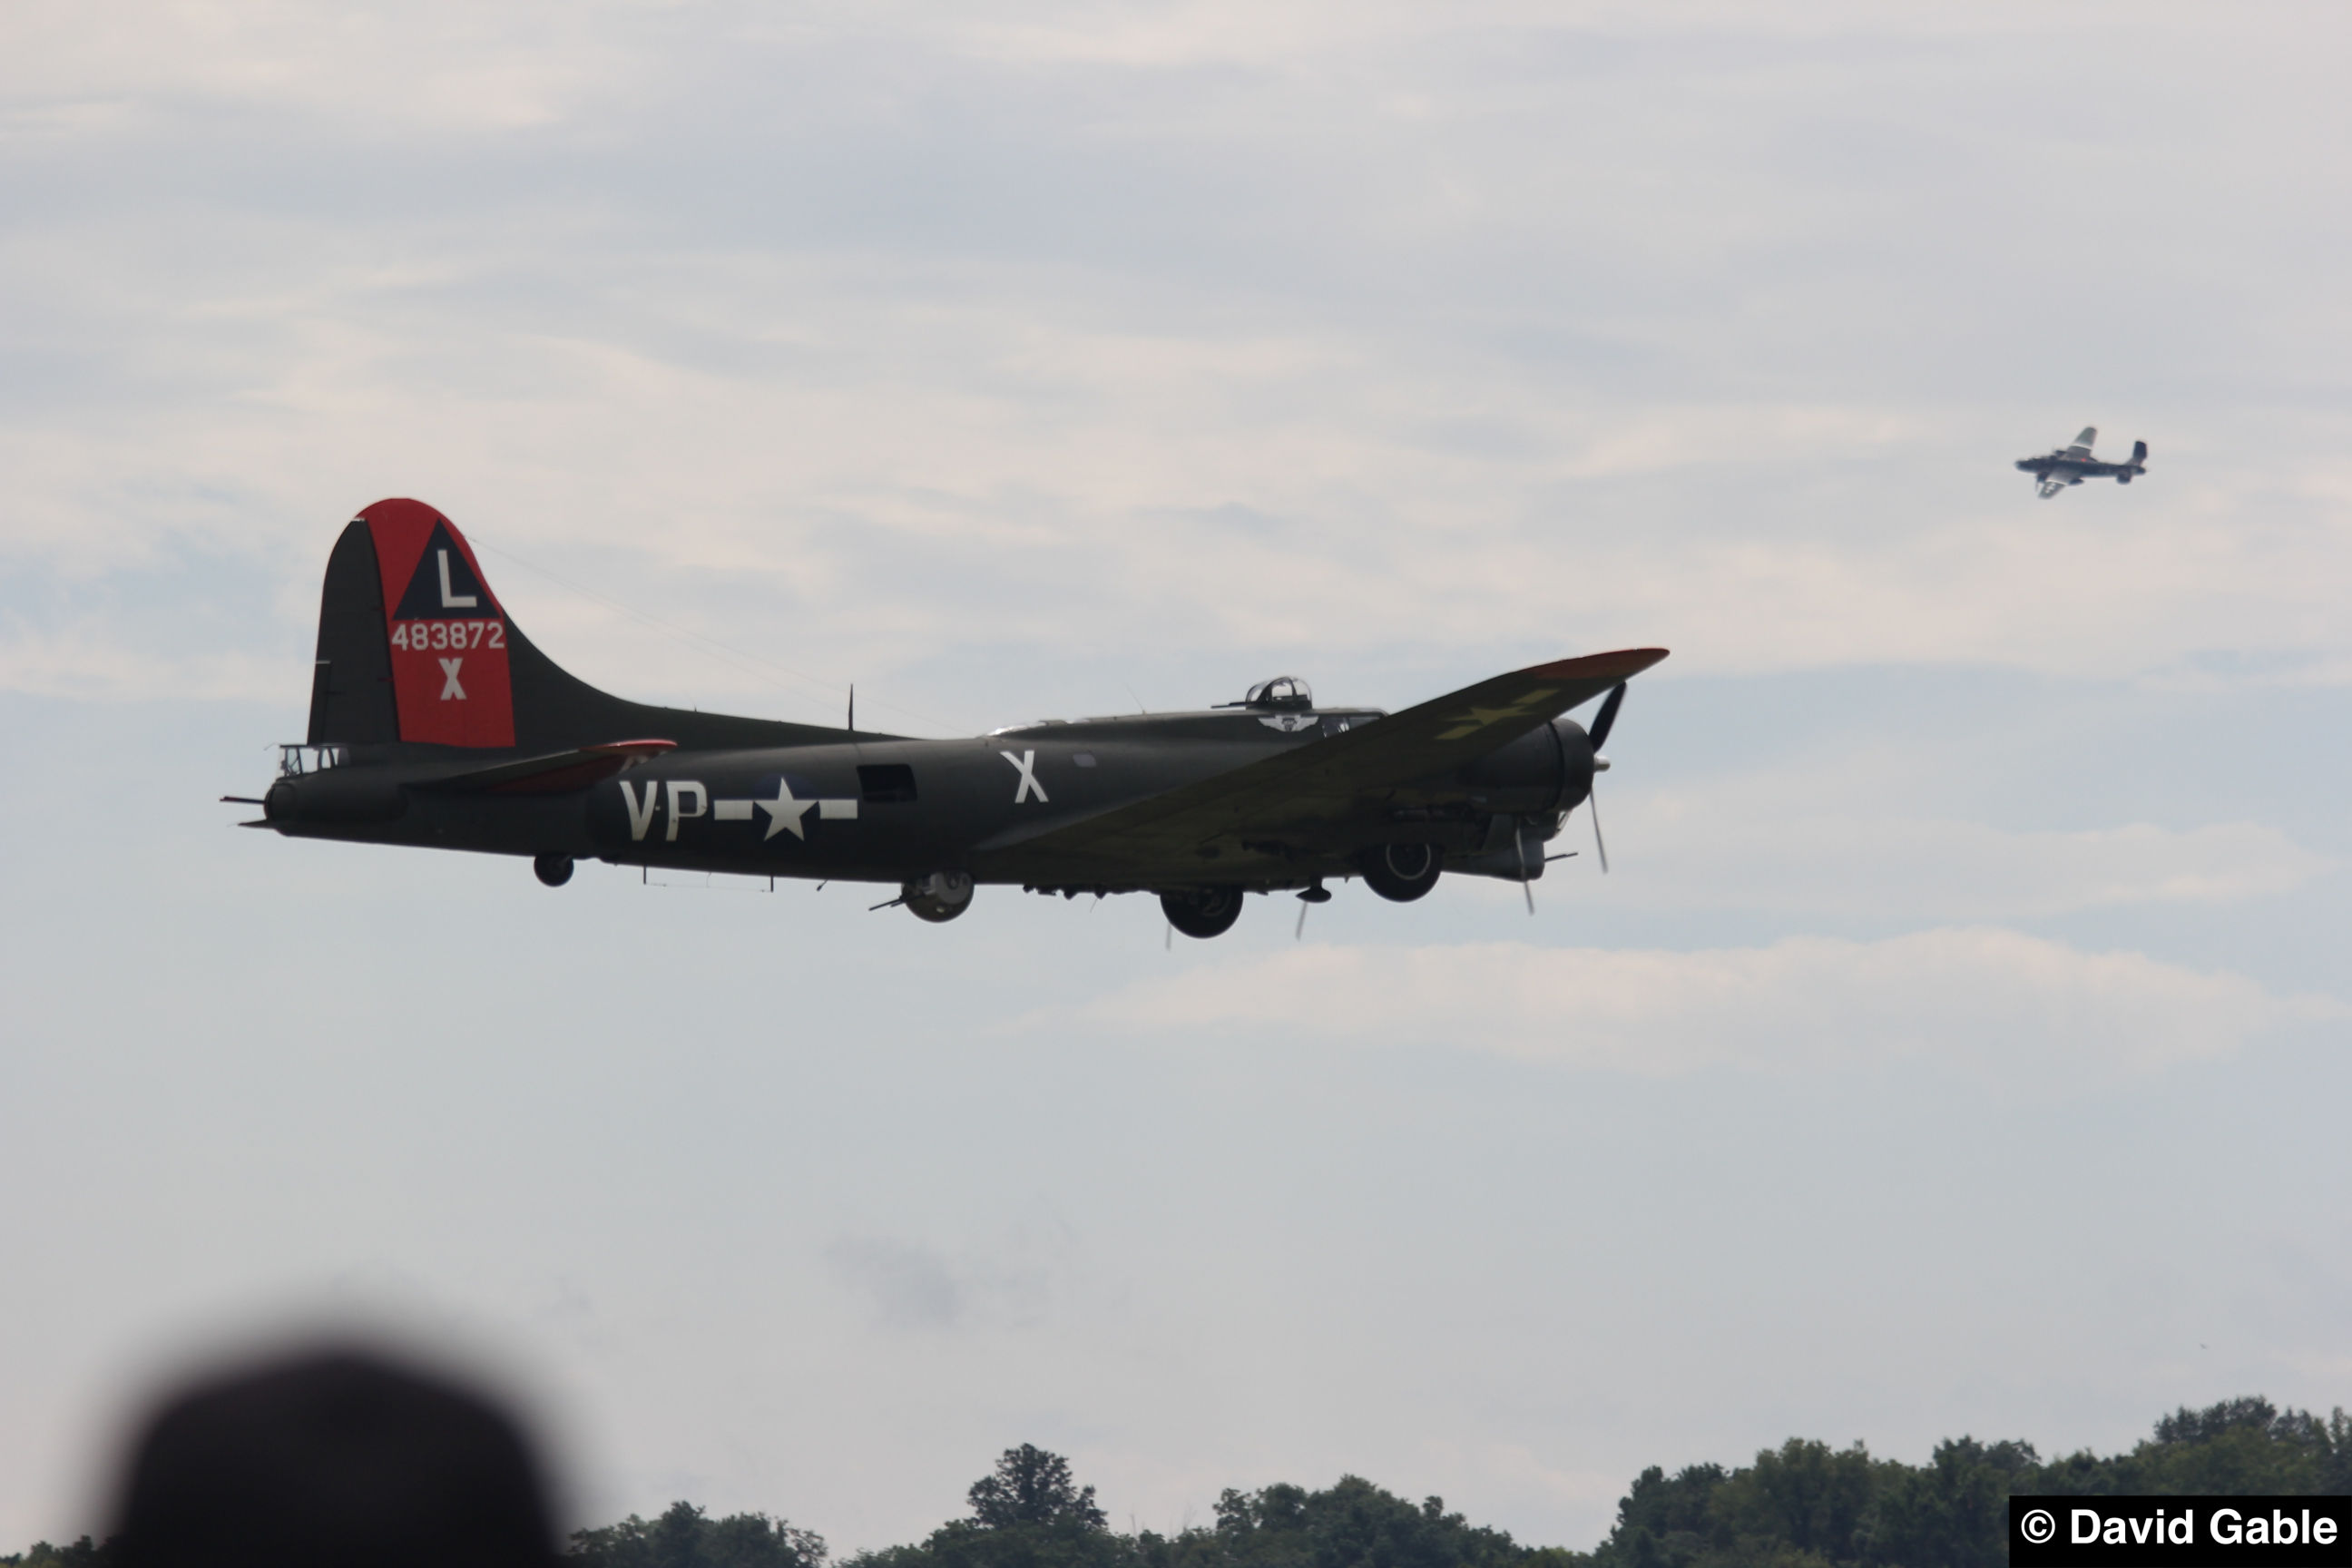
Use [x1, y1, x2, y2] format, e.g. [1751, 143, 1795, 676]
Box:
[974, 648, 1667, 877]
[2064, 426, 2097, 456]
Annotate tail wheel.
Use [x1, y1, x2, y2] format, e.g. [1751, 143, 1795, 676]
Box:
[534, 853, 574, 887]
[905, 871, 975, 923]
[1161, 887, 1244, 938]
[1360, 842, 1442, 902]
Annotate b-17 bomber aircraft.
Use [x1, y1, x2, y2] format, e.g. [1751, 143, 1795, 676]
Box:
[232, 500, 1667, 937]
[2014, 426, 2148, 498]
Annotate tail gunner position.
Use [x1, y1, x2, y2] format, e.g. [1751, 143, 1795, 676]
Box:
[234, 500, 1668, 937]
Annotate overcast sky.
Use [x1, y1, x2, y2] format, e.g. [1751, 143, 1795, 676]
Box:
[4, 0, 2348, 1553]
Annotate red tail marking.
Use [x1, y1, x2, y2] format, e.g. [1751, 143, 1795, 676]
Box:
[359, 498, 517, 748]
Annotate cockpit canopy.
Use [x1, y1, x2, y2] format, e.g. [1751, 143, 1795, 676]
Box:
[1244, 675, 1313, 710]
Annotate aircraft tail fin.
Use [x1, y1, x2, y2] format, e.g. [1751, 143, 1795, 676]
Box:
[2131, 438, 2149, 464]
[306, 517, 403, 747]
[307, 499, 521, 749]
[306, 500, 861, 753]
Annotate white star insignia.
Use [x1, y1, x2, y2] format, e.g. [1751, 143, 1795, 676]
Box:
[755, 779, 817, 840]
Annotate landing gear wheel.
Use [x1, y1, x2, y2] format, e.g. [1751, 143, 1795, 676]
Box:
[904, 870, 975, 923]
[1161, 886, 1243, 939]
[1359, 842, 1442, 902]
[534, 853, 574, 887]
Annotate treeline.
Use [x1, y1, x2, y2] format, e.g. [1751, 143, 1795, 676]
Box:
[1592, 1397, 2351, 1568]
[11, 1397, 2347, 1568]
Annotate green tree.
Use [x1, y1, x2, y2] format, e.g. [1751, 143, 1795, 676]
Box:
[566, 1500, 828, 1568]
[969, 1447, 1111, 1532]
[2034, 1396, 2351, 1498]
[0, 1542, 113, 1568]
[848, 1447, 1127, 1568]
[1592, 1464, 1727, 1568]
[1209, 1475, 1551, 1568]
[1700, 1440, 1877, 1568]
[1865, 1437, 2036, 1568]
[1579, 1395, 2349, 1568]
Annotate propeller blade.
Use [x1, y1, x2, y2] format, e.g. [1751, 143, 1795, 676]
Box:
[1517, 818, 1536, 915]
[1586, 682, 1628, 750]
[1590, 783, 1610, 875]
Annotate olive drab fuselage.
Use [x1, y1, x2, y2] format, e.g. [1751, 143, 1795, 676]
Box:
[268, 707, 1598, 892]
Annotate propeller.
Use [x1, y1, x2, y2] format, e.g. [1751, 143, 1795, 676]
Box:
[1583, 681, 1627, 874]
[1589, 780, 1610, 875]
[1586, 681, 1627, 750]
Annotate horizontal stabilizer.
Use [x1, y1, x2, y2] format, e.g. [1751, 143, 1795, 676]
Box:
[415, 739, 678, 796]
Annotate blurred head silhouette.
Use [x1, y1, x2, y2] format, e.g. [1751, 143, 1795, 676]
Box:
[111, 1345, 561, 1568]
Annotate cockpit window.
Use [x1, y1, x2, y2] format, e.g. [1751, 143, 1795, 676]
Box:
[1244, 675, 1313, 710]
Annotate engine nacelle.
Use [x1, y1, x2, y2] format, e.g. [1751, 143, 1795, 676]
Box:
[1457, 717, 1597, 817]
[1449, 813, 1560, 881]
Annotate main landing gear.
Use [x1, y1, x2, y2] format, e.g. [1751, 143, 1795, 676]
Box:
[1358, 842, 1442, 902]
[534, 853, 574, 887]
[1161, 886, 1244, 939]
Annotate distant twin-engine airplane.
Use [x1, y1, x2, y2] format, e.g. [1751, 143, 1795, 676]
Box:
[230, 500, 1667, 936]
[2014, 426, 2148, 498]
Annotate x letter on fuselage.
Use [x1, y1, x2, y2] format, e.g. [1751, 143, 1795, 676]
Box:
[1000, 749, 1049, 804]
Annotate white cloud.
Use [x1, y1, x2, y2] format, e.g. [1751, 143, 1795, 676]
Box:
[0, 1, 632, 133]
[0, 622, 294, 705]
[5, 5, 2352, 701]
[825, 1226, 1084, 1338]
[1574, 716, 2334, 921]
[6, 270, 2349, 709]
[1607, 795, 2332, 919]
[827, 1239, 965, 1331]
[1053, 929, 2342, 1081]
